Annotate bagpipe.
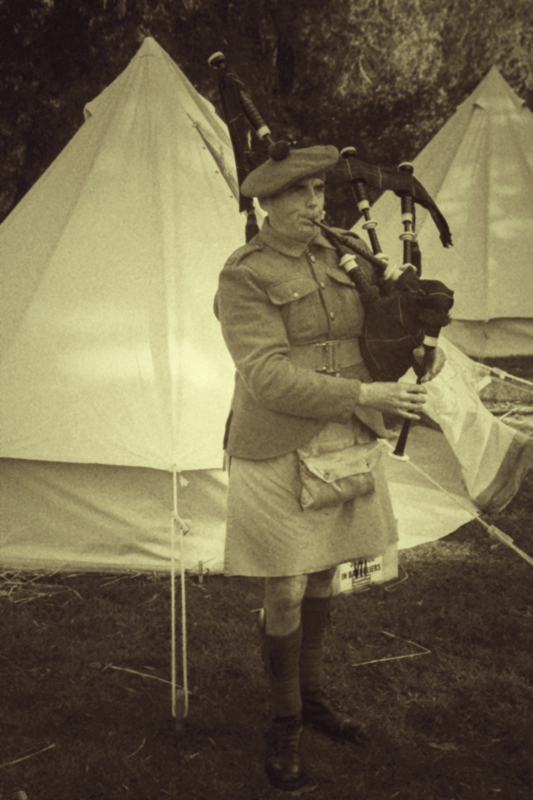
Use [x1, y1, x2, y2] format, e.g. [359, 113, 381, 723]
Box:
[207, 52, 274, 242]
[208, 52, 454, 457]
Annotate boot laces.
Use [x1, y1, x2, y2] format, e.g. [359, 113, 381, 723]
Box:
[268, 715, 302, 754]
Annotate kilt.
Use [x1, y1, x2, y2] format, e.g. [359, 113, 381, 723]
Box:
[224, 421, 398, 577]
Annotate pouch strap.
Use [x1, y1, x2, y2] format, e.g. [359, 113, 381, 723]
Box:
[289, 338, 362, 374]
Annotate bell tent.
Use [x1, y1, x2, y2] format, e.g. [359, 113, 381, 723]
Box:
[0, 37, 243, 573]
[1, 41, 531, 579]
[354, 66, 533, 358]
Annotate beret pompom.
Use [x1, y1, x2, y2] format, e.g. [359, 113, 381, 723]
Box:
[268, 140, 291, 161]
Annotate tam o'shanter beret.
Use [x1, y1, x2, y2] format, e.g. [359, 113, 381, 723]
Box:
[241, 142, 340, 199]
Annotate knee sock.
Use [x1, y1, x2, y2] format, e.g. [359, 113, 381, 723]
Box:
[261, 625, 303, 719]
[299, 595, 331, 696]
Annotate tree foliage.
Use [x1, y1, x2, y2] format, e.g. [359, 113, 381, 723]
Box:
[1, 0, 532, 223]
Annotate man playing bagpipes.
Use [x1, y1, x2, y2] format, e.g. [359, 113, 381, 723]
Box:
[210, 49, 454, 792]
[214, 142, 451, 792]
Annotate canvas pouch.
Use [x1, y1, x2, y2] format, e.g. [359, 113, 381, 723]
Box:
[297, 438, 383, 512]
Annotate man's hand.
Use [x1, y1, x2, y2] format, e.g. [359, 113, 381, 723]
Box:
[359, 381, 427, 420]
[413, 345, 446, 383]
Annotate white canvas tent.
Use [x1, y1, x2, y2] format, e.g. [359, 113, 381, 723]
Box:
[354, 66, 533, 358]
[0, 37, 243, 572]
[1, 41, 531, 577]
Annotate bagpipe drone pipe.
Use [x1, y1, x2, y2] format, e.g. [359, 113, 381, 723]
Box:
[208, 52, 455, 457]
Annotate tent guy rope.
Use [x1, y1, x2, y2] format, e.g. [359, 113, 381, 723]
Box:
[385, 441, 533, 568]
[485, 367, 533, 390]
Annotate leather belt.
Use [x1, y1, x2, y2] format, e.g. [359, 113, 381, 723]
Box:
[289, 338, 362, 374]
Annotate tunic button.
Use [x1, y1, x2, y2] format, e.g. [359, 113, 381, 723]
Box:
[320, 282, 326, 289]
[329, 311, 335, 319]
[293, 292, 299, 298]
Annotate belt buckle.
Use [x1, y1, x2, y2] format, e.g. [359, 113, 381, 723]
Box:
[316, 340, 340, 374]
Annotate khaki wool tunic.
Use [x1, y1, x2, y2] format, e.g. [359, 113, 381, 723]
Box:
[215, 219, 398, 577]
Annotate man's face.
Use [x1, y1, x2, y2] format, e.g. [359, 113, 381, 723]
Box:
[260, 177, 325, 243]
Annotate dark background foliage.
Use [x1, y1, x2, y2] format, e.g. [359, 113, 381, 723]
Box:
[1, 0, 532, 225]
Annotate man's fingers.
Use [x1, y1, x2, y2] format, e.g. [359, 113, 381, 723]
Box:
[405, 392, 426, 403]
[401, 410, 421, 420]
[402, 384, 427, 394]
[402, 385, 427, 403]
[397, 391, 426, 417]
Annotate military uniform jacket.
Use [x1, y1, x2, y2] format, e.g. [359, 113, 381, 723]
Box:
[214, 218, 388, 460]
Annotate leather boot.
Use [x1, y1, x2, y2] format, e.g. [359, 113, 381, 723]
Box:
[300, 595, 368, 745]
[264, 713, 306, 792]
[261, 625, 310, 791]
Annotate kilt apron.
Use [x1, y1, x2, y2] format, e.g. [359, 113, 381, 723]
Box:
[224, 418, 398, 577]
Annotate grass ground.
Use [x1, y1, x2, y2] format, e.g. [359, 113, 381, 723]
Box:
[1, 359, 532, 800]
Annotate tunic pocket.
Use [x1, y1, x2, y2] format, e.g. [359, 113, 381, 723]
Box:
[266, 277, 324, 344]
